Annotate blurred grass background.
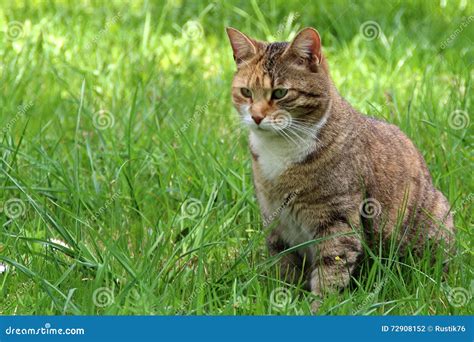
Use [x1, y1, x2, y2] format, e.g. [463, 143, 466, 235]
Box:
[0, 0, 472, 315]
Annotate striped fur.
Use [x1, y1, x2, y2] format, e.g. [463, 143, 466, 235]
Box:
[226, 27, 455, 311]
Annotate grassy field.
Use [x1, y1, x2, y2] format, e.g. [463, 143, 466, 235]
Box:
[0, 0, 472, 315]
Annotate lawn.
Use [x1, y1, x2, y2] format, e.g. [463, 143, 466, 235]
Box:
[0, 0, 472, 315]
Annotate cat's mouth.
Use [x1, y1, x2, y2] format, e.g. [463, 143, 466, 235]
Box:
[241, 106, 293, 133]
[245, 116, 292, 133]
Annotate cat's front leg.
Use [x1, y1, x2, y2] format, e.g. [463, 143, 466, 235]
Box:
[267, 228, 308, 285]
[309, 222, 363, 312]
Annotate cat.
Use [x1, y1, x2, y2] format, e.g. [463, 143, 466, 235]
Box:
[226, 27, 455, 311]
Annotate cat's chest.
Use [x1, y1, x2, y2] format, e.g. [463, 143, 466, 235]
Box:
[250, 132, 316, 181]
[279, 207, 314, 250]
[250, 132, 320, 260]
[260, 193, 316, 261]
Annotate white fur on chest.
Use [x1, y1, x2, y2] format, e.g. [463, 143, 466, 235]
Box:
[273, 204, 316, 262]
[250, 132, 316, 181]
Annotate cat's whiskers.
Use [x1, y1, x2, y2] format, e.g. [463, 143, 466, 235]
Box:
[283, 128, 308, 146]
[289, 123, 321, 142]
[290, 117, 322, 126]
[275, 127, 300, 147]
[290, 122, 317, 135]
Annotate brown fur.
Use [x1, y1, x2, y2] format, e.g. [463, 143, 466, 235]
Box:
[226, 27, 455, 311]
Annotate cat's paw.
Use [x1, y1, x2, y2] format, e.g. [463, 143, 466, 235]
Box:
[311, 299, 322, 314]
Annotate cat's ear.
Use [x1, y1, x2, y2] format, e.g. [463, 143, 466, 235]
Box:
[226, 27, 259, 66]
[285, 27, 322, 64]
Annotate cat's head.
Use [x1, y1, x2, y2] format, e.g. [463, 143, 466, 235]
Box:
[226, 27, 333, 137]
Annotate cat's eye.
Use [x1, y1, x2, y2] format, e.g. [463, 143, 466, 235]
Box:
[240, 88, 252, 98]
[272, 88, 288, 100]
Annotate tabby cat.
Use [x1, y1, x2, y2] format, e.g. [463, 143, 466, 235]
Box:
[226, 27, 455, 311]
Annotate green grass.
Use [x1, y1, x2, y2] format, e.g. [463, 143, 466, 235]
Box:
[0, 0, 472, 315]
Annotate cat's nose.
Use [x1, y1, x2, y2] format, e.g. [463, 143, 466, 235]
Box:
[252, 115, 263, 125]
